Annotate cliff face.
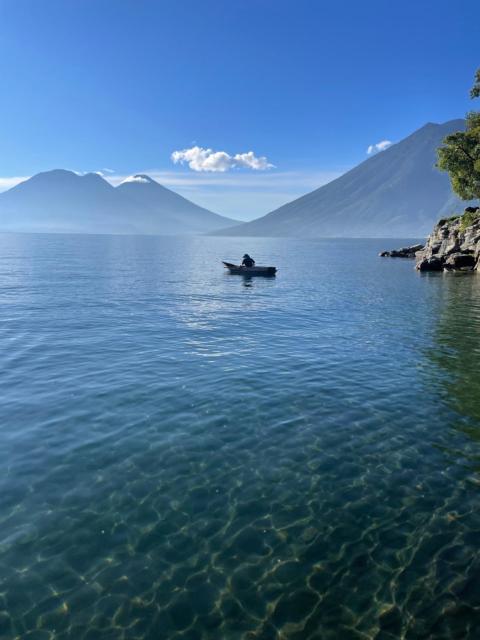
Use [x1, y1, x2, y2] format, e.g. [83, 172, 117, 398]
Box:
[415, 207, 480, 271]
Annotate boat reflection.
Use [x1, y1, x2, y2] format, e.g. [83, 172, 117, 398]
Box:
[242, 274, 254, 288]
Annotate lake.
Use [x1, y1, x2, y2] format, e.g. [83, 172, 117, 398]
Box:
[0, 233, 479, 640]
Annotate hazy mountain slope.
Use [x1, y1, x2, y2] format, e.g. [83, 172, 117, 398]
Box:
[216, 119, 474, 238]
[0, 170, 139, 234]
[116, 175, 237, 233]
[0, 170, 237, 235]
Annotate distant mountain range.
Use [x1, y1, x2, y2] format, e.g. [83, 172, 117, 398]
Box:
[1, 120, 476, 238]
[214, 119, 476, 238]
[0, 170, 237, 235]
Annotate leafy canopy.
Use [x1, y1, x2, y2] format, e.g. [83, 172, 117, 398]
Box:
[437, 69, 480, 200]
[471, 68, 480, 99]
[460, 208, 480, 231]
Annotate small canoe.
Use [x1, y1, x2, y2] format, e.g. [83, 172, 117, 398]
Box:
[222, 261, 277, 276]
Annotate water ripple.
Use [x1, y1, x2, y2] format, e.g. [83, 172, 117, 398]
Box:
[0, 234, 479, 639]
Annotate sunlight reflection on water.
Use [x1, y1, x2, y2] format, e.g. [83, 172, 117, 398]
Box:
[0, 233, 479, 639]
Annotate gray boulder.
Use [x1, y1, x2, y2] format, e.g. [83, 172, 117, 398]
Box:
[415, 208, 480, 272]
[417, 256, 444, 271]
[443, 253, 476, 271]
[379, 244, 424, 258]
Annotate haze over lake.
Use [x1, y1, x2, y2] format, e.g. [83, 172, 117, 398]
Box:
[1, 233, 479, 639]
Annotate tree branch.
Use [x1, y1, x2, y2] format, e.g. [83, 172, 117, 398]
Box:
[455, 144, 476, 163]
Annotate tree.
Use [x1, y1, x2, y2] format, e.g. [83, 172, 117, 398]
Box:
[437, 69, 480, 200]
[471, 68, 480, 99]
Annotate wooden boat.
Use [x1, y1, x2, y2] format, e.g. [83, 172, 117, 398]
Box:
[222, 261, 277, 276]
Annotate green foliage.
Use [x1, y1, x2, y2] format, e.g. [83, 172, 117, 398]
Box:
[437, 209, 480, 231]
[437, 69, 480, 200]
[471, 68, 480, 99]
[460, 209, 480, 231]
[437, 111, 480, 199]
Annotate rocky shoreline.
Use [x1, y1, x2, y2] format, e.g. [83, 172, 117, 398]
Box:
[380, 206, 480, 272]
[379, 244, 424, 258]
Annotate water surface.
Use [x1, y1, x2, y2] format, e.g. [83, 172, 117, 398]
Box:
[1, 234, 479, 639]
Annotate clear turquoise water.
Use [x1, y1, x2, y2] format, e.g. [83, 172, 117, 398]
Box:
[1, 233, 479, 640]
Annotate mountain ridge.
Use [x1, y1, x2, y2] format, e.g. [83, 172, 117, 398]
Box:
[213, 119, 476, 238]
[0, 170, 238, 235]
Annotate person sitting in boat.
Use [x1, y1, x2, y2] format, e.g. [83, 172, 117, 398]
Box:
[242, 254, 255, 268]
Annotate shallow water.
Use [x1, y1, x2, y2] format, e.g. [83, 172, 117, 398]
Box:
[0, 233, 479, 640]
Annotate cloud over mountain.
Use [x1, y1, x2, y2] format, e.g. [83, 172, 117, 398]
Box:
[171, 146, 274, 172]
[120, 175, 151, 184]
[213, 119, 472, 238]
[367, 140, 393, 154]
[0, 169, 238, 235]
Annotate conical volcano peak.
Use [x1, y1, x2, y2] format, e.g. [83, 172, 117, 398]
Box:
[212, 118, 470, 238]
[0, 168, 237, 234]
[121, 174, 156, 185]
[29, 169, 80, 183]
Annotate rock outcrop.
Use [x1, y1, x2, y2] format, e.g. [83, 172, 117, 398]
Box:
[379, 244, 424, 258]
[415, 207, 480, 272]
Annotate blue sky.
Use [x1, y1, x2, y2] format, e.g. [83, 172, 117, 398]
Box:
[0, 0, 478, 220]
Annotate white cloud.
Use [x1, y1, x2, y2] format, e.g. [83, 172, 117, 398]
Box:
[233, 151, 273, 170]
[171, 146, 274, 172]
[107, 169, 343, 190]
[367, 140, 393, 155]
[0, 167, 348, 220]
[105, 168, 346, 220]
[120, 175, 150, 184]
[0, 176, 29, 191]
[70, 169, 115, 177]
